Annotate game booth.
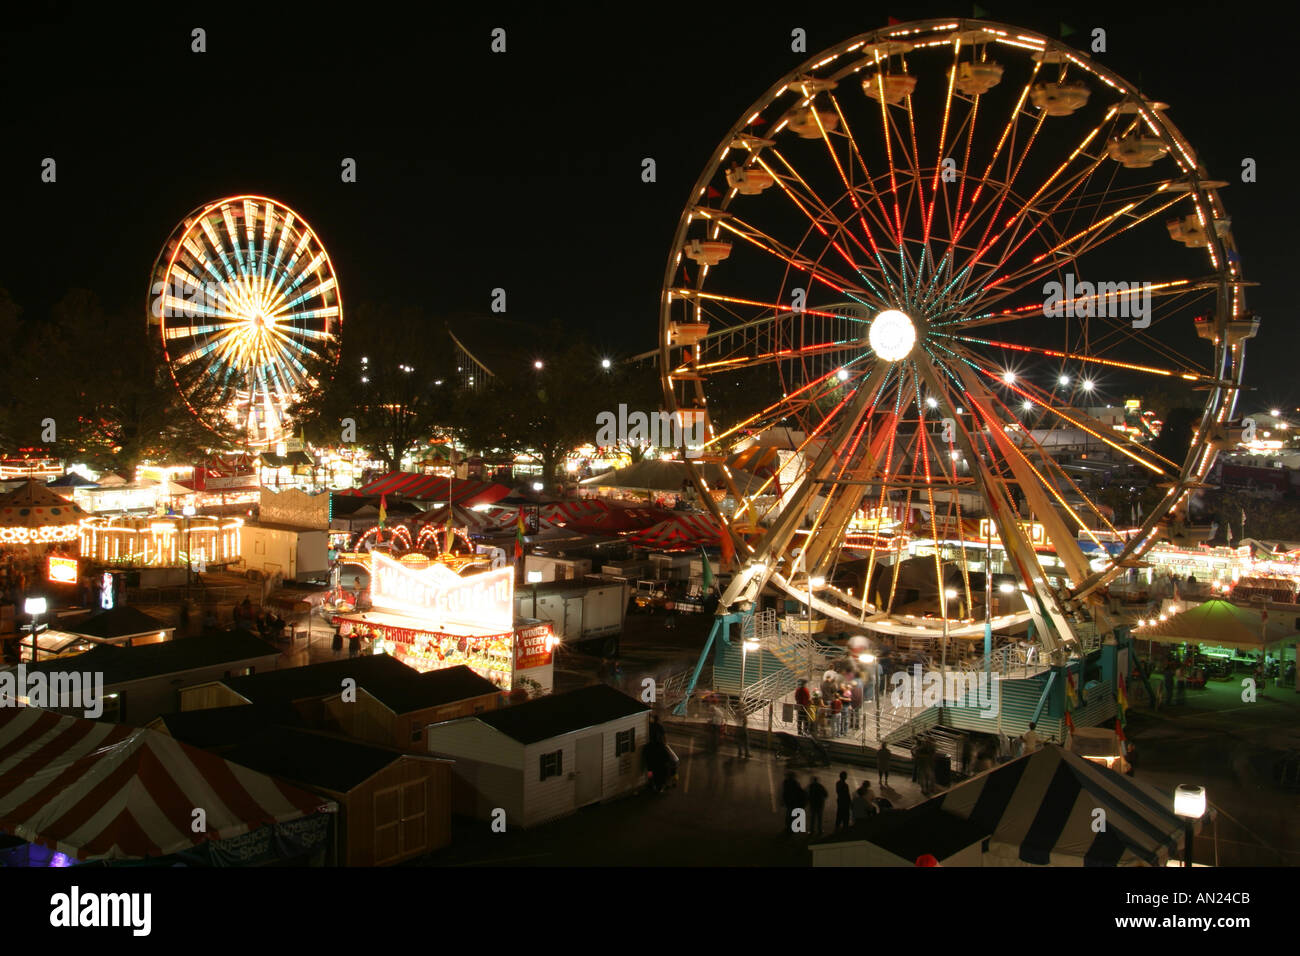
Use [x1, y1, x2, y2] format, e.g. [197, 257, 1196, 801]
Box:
[330, 550, 556, 695]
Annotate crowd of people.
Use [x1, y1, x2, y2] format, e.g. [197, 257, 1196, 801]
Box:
[781, 770, 891, 835]
[791, 664, 882, 739]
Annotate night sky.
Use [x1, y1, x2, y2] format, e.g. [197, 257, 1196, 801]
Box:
[2, 0, 1293, 403]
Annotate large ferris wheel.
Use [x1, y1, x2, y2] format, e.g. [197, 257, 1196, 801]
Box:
[660, 19, 1256, 660]
[149, 195, 343, 446]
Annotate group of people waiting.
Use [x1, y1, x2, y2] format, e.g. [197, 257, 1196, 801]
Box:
[232, 596, 287, 641]
[792, 665, 879, 739]
[782, 770, 892, 835]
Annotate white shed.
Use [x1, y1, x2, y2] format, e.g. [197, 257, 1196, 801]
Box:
[424, 684, 650, 828]
[239, 521, 328, 581]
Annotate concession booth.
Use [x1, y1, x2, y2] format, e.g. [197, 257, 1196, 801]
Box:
[331, 550, 555, 694]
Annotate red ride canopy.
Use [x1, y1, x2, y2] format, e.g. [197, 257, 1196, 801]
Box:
[349, 473, 511, 506]
[626, 514, 721, 550]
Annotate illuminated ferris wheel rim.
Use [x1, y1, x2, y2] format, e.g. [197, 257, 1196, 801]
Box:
[150, 194, 343, 446]
[656, 18, 1250, 640]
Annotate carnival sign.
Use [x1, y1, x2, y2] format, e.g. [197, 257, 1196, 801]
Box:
[370, 551, 513, 628]
[515, 623, 555, 670]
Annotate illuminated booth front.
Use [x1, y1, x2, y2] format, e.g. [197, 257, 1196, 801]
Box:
[332, 551, 555, 694]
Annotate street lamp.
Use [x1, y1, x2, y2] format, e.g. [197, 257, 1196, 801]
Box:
[183, 504, 196, 604]
[806, 573, 825, 680]
[740, 638, 759, 701]
[1174, 784, 1207, 867]
[859, 652, 882, 743]
[526, 569, 543, 618]
[942, 587, 958, 706]
[24, 597, 47, 663]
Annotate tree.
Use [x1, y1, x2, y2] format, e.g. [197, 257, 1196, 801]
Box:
[472, 333, 620, 487]
[29, 291, 235, 471]
[288, 303, 457, 471]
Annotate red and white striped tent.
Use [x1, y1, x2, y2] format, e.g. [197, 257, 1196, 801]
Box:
[0, 707, 334, 862]
[343, 473, 511, 506]
[626, 513, 721, 550]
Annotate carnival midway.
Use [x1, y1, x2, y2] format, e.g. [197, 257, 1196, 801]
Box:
[0, 15, 1293, 874]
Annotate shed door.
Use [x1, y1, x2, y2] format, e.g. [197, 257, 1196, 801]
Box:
[373, 780, 428, 865]
[574, 734, 602, 806]
[564, 597, 583, 638]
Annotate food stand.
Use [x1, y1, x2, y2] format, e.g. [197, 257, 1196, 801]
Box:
[331, 550, 555, 693]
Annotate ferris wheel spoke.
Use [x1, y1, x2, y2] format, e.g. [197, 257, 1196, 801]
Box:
[758, 149, 902, 298]
[940, 341, 1178, 475]
[819, 97, 907, 257]
[713, 216, 878, 302]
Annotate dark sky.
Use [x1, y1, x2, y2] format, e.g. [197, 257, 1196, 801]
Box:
[1, 0, 1294, 403]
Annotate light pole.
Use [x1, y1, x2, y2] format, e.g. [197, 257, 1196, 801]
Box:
[526, 569, 543, 619]
[860, 652, 881, 744]
[740, 638, 759, 722]
[806, 572, 825, 681]
[1174, 784, 1207, 867]
[941, 587, 957, 705]
[183, 503, 196, 604]
[24, 596, 47, 664]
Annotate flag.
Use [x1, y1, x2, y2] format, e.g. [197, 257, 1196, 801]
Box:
[445, 523, 455, 553]
[1060, 20, 1076, 37]
[972, 2, 989, 15]
[1114, 717, 1126, 742]
[719, 528, 734, 569]
[378, 494, 387, 528]
[1116, 673, 1128, 728]
[1065, 668, 1079, 709]
[887, 16, 901, 24]
[1064, 711, 1075, 735]
[706, 185, 722, 199]
[514, 511, 525, 560]
[700, 547, 714, 592]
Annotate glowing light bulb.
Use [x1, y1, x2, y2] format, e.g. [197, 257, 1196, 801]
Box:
[868, 309, 916, 361]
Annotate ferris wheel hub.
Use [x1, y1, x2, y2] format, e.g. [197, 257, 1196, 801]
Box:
[868, 308, 917, 361]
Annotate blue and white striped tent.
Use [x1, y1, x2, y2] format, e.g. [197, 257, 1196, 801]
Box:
[932, 744, 1201, 866]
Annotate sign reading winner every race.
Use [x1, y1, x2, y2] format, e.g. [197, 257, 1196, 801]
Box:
[370, 552, 514, 630]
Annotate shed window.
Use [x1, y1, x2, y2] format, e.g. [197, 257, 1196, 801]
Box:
[615, 728, 636, 757]
[539, 749, 563, 781]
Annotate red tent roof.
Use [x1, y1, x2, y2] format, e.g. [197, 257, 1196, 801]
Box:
[0, 707, 332, 861]
[626, 513, 721, 550]
[548, 500, 673, 534]
[352, 473, 511, 506]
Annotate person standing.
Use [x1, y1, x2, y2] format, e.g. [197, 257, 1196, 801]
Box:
[852, 781, 874, 825]
[878, 742, 892, 785]
[794, 680, 811, 735]
[807, 776, 829, 835]
[782, 771, 806, 835]
[834, 771, 852, 831]
[706, 706, 721, 754]
[734, 711, 751, 759]
[1021, 721, 1041, 754]
[1175, 662, 1187, 704]
[650, 713, 666, 747]
[1163, 663, 1175, 708]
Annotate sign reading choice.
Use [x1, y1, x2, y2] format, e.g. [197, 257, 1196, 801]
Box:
[370, 552, 514, 629]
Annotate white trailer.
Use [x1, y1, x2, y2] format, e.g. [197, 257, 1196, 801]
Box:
[515, 577, 629, 657]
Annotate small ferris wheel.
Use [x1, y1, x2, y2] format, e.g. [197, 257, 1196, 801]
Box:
[149, 195, 343, 446]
